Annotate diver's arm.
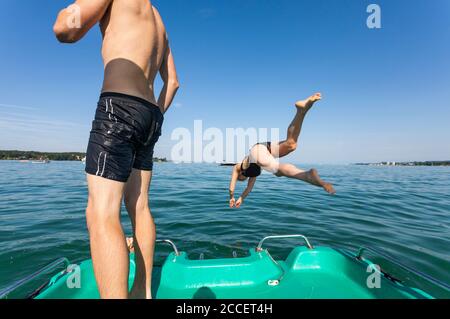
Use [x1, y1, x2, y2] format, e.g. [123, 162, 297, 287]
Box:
[229, 165, 239, 207]
[236, 177, 257, 208]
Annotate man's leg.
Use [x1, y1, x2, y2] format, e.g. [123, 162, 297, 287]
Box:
[86, 174, 129, 299]
[271, 93, 322, 158]
[275, 163, 336, 194]
[124, 169, 155, 299]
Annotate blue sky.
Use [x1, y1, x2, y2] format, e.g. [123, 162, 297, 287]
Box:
[0, 0, 449, 163]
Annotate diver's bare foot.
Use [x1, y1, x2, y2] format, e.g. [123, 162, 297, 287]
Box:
[322, 182, 336, 195]
[295, 93, 322, 112]
[306, 169, 336, 195]
[126, 237, 134, 253]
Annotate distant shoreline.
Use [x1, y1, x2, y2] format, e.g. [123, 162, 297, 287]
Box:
[0, 150, 447, 166]
[353, 161, 450, 167]
[0, 150, 168, 162]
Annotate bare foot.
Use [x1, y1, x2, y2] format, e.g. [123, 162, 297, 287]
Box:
[126, 237, 134, 253]
[126, 237, 153, 299]
[306, 168, 336, 195]
[295, 93, 322, 113]
[129, 288, 152, 300]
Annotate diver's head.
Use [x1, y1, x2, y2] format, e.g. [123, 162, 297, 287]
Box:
[238, 173, 248, 182]
[237, 159, 261, 180]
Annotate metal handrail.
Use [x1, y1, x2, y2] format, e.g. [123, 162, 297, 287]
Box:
[356, 246, 450, 291]
[256, 234, 313, 252]
[156, 239, 180, 256]
[0, 257, 70, 299]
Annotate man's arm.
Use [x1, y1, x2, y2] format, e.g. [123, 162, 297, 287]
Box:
[158, 43, 180, 113]
[53, 0, 112, 43]
[236, 178, 257, 208]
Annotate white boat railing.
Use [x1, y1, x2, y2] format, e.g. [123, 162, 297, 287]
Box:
[156, 239, 180, 256]
[354, 246, 450, 292]
[0, 257, 70, 299]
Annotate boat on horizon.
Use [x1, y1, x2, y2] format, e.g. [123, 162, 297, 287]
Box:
[31, 159, 50, 164]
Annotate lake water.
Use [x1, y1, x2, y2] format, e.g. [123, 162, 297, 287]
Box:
[0, 161, 449, 298]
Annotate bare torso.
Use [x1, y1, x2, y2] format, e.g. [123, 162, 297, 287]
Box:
[99, 0, 167, 108]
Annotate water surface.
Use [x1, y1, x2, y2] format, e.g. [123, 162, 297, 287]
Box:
[0, 161, 449, 297]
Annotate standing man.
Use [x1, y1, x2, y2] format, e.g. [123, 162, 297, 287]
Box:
[53, 0, 179, 298]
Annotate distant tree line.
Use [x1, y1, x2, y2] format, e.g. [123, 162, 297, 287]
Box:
[0, 150, 85, 161]
[409, 161, 450, 166]
[0, 150, 168, 162]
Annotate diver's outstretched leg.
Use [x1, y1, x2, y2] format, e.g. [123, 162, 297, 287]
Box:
[275, 163, 336, 194]
[271, 93, 322, 158]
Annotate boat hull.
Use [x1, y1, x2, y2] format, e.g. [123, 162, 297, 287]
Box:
[35, 246, 432, 299]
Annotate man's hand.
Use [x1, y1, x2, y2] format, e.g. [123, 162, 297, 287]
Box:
[229, 198, 236, 208]
[235, 197, 243, 208]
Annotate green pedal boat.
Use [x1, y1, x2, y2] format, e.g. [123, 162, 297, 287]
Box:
[1, 235, 448, 299]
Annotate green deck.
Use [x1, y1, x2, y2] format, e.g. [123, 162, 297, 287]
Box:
[35, 246, 432, 299]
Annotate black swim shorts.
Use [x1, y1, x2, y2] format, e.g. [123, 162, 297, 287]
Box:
[85, 92, 164, 182]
